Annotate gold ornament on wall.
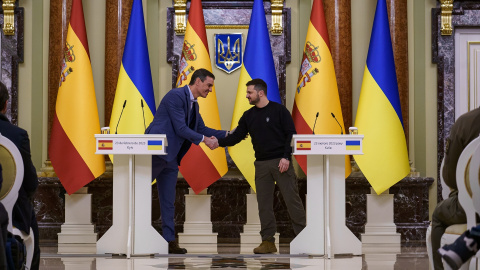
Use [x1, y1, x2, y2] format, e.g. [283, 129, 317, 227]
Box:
[174, 0, 187, 35]
[2, 0, 16, 36]
[270, 0, 283, 35]
[440, 0, 453, 36]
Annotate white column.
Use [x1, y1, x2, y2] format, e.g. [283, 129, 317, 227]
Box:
[178, 188, 218, 253]
[57, 187, 97, 254]
[361, 188, 401, 270]
[240, 188, 280, 254]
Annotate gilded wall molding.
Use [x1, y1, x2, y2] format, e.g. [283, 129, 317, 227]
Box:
[440, 0, 453, 35]
[270, 0, 283, 35]
[174, 0, 187, 35]
[2, 0, 16, 35]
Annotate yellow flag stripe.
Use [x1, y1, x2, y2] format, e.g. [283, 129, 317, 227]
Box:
[228, 66, 256, 191]
[56, 25, 104, 174]
[354, 67, 409, 194]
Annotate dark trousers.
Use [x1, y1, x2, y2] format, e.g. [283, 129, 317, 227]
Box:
[152, 156, 180, 243]
[432, 191, 467, 270]
[254, 158, 306, 242]
[0, 203, 7, 270]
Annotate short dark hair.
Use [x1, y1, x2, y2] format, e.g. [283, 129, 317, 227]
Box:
[246, 78, 267, 95]
[0, 82, 9, 112]
[189, 68, 215, 85]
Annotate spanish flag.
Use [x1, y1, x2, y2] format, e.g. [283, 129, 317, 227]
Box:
[49, 0, 105, 195]
[228, 0, 281, 191]
[292, 0, 351, 178]
[177, 0, 228, 194]
[354, 0, 409, 194]
[109, 0, 156, 136]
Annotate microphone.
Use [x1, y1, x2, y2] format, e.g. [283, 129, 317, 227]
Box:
[141, 99, 146, 131]
[331, 112, 343, 135]
[312, 112, 319, 135]
[115, 100, 127, 134]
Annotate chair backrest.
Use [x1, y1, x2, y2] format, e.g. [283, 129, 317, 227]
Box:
[469, 140, 480, 216]
[456, 136, 480, 229]
[0, 133, 24, 232]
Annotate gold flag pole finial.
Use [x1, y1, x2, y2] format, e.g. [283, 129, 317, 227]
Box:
[440, 0, 454, 36]
[174, 0, 187, 35]
[270, 0, 283, 35]
[2, 0, 16, 35]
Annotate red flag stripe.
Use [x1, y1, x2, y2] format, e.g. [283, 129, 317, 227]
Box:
[292, 102, 311, 174]
[69, 0, 90, 57]
[179, 145, 221, 194]
[310, 0, 330, 52]
[49, 114, 96, 194]
[188, 0, 209, 52]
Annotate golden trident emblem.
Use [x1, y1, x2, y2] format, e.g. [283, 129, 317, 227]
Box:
[217, 36, 241, 71]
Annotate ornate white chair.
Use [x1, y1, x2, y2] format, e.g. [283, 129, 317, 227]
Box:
[0, 133, 34, 269]
[468, 140, 480, 269]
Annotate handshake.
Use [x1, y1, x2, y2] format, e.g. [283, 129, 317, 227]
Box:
[204, 136, 219, 150]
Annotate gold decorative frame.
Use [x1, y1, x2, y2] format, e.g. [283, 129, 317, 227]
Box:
[440, 0, 453, 36]
[2, 0, 16, 35]
[174, 0, 187, 35]
[270, 0, 283, 35]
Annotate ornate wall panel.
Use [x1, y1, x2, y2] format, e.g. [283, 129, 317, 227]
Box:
[0, 1, 23, 125]
[167, 0, 291, 105]
[432, 0, 480, 200]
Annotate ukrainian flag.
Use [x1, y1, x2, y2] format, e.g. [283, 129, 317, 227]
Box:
[109, 0, 155, 136]
[353, 0, 409, 195]
[229, 0, 281, 191]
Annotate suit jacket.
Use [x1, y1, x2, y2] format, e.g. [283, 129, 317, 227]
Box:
[145, 85, 225, 164]
[0, 113, 38, 234]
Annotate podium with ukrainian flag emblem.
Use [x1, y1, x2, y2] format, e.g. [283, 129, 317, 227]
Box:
[94, 134, 167, 257]
[290, 134, 363, 257]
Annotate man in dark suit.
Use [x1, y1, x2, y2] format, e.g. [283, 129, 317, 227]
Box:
[0, 82, 39, 269]
[145, 68, 227, 253]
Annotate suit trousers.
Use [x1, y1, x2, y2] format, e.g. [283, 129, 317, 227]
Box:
[152, 156, 180, 243]
[254, 158, 306, 242]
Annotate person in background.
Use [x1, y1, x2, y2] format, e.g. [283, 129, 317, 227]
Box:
[431, 106, 480, 270]
[0, 82, 40, 269]
[439, 225, 480, 270]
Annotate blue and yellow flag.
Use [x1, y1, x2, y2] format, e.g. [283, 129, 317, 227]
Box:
[229, 0, 281, 191]
[353, 0, 409, 195]
[109, 0, 155, 136]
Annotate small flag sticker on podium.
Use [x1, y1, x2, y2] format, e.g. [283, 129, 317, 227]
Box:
[346, 140, 360, 151]
[98, 140, 113, 150]
[296, 141, 311, 150]
[148, 140, 163, 150]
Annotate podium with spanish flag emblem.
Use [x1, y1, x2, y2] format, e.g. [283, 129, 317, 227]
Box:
[290, 134, 363, 257]
[94, 134, 167, 257]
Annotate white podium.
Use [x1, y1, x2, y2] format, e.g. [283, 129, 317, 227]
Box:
[290, 135, 363, 257]
[95, 134, 168, 257]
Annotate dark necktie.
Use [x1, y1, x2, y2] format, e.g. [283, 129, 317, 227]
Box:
[189, 102, 196, 129]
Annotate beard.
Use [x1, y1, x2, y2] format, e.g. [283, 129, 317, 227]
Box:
[249, 95, 260, 105]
